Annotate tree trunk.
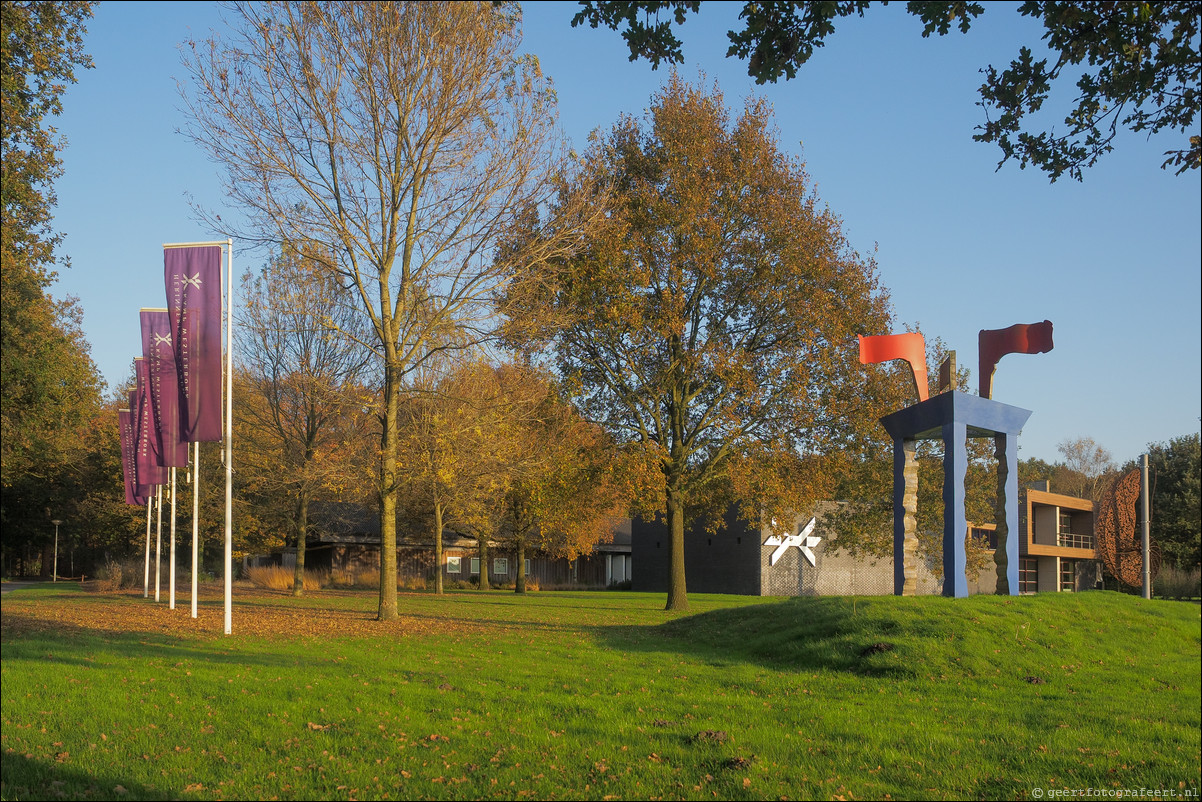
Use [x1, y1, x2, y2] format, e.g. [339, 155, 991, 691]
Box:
[515, 538, 526, 594]
[665, 475, 689, 611]
[378, 363, 400, 620]
[433, 497, 444, 595]
[293, 493, 308, 597]
[478, 535, 490, 590]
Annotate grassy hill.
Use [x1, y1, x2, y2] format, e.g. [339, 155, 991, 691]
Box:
[2, 585, 1198, 800]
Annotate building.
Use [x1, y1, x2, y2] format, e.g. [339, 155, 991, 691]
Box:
[250, 514, 632, 590]
[631, 482, 1101, 596]
[1015, 481, 1103, 593]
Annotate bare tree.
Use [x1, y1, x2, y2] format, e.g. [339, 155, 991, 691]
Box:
[1056, 436, 1116, 501]
[180, 2, 593, 619]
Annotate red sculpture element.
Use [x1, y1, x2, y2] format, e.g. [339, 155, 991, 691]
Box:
[859, 332, 928, 402]
[978, 320, 1054, 399]
[1095, 469, 1161, 589]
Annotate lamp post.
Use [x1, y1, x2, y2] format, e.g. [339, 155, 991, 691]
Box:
[51, 520, 62, 582]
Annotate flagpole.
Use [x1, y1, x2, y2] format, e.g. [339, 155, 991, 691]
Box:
[164, 239, 233, 634]
[144, 495, 152, 598]
[154, 485, 163, 602]
[224, 238, 234, 636]
[192, 441, 199, 618]
[169, 467, 177, 609]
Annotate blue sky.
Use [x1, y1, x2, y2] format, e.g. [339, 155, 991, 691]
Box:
[50, 1, 1201, 466]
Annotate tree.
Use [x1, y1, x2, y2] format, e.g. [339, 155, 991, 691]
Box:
[1134, 432, 1200, 571]
[397, 358, 512, 594]
[505, 74, 893, 610]
[571, 1, 1201, 180]
[236, 246, 375, 596]
[489, 365, 633, 594]
[2, 1, 103, 538]
[180, 1, 592, 620]
[1056, 435, 1116, 501]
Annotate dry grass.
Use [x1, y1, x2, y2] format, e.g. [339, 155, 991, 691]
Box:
[246, 565, 325, 591]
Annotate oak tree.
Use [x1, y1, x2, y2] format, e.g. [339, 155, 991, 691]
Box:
[572, 1, 1201, 180]
[506, 74, 892, 610]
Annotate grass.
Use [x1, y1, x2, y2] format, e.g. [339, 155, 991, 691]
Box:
[1, 585, 1199, 800]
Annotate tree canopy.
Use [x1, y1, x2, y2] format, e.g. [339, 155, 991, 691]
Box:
[505, 74, 895, 609]
[571, 1, 1201, 180]
[1, 1, 105, 570]
[180, 1, 588, 619]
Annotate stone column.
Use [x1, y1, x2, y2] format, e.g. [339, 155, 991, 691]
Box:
[893, 437, 919, 595]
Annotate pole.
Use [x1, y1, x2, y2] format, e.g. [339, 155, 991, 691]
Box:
[192, 441, 199, 618]
[169, 467, 177, 609]
[1140, 453, 1151, 600]
[224, 239, 234, 635]
[144, 497, 152, 597]
[51, 520, 62, 582]
[154, 485, 163, 602]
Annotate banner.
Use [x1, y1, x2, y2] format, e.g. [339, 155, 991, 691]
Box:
[118, 409, 149, 506]
[165, 245, 223, 442]
[858, 332, 929, 403]
[141, 309, 190, 467]
[978, 320, 1054, 399]
[134, 361, 169, 487]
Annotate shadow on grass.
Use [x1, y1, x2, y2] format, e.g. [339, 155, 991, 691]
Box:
[590, 595, 924, 677]
[0, 613, 316, 670]
[0, 751, 177, 801]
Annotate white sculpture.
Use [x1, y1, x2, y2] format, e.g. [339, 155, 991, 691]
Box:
[764, 516, 821, 566]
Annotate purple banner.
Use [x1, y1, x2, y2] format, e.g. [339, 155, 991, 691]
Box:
[118, 409, 149, 506]
[141, 309, 189, 467]
[164, 245, 222, 442]
[134, 361, 169, 487]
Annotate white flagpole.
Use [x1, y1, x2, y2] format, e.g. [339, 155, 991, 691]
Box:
[224, 238, 234, 636]
[192, 441, 199, 618]
[165, 239, 234, 632]
[169, 467, 177, 609]
[144, 495, 152, 598]
[154, 484, 163, 602]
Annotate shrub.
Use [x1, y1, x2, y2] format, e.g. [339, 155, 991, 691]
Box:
[92, 557, 149, 592]
[1155, 566, 1201, 600]
[401, 575, 427, 591]
[246, 565, 325, 591]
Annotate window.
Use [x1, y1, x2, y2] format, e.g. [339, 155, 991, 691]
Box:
[446, 555, 461, 574]
[470, 557, 480, 575]
[524, 559, 531, 576]
[493, 557, 508, 576]
[970, 526, 998, 550]
[1019, 557, 1038, 594]
[1060, 559, 1076, 592]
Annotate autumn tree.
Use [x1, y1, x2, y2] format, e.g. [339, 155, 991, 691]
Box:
[505, 74, 893, 610]
[236, 246, 375, 596]
[487, 364, 632, 594]
[180, 2, 594, 620]
[397, 358, 512, 594]
[572, 1, 1201, 180]
[1, 1, 105, 564]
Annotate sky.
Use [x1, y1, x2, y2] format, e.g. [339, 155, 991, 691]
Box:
[49, 1, 1201, 467]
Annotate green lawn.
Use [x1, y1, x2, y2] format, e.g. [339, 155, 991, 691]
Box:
[2, 584, 1199, 800]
